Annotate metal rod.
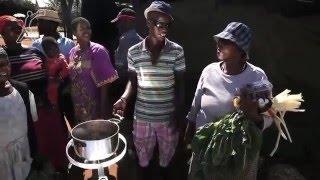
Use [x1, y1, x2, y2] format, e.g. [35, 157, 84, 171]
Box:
[98, 166, 108, 180]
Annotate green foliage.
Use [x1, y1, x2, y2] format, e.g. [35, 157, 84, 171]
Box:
[191, 111, 263, 179]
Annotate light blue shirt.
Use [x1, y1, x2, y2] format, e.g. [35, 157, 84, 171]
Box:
[115, 29, 143, 71]
[32, 36, 75, 60]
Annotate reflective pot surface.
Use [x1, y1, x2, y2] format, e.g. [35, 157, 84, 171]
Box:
[71, 119, 119, 161]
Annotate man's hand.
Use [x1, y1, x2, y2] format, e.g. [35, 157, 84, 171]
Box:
[112, 97, 127, 117]
[238, 88, 264, 128]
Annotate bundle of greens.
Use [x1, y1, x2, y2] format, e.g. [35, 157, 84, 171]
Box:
[191, 111, 262, 179]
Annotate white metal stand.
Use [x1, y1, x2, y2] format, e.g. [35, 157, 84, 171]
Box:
[66, 134, 127, 180]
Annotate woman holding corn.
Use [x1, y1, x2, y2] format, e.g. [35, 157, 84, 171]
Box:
[185, 22, 273, 180]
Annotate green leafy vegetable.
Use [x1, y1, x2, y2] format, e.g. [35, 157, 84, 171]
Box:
[190, 111, 262, 180]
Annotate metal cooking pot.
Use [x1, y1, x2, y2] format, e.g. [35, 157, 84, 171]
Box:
[71, 116, 122, 161]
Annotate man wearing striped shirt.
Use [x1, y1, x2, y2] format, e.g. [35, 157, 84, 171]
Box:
[113, 1, 185, 179]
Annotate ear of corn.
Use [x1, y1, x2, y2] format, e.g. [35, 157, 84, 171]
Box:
[233, 96, 241, 108]
[262, 89, 304, 156]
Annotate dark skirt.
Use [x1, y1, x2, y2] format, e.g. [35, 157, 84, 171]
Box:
[34, 106, 69, 171]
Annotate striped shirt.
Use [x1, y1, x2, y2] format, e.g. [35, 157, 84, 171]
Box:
[7, 48, 46, 82]
[128, 38, 186, 122]
[6, 47, 47, 103]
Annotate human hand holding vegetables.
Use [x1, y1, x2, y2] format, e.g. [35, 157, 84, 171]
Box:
[235, 88, 265, 129]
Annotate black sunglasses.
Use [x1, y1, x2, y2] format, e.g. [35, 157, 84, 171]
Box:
[150, 19, 171, 29]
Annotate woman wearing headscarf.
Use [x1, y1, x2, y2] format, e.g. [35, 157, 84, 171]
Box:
[0, 15, 69, 172]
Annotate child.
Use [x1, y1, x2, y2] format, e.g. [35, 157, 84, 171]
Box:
[0, 47, 38, 180]
[41, 36, 69, 108]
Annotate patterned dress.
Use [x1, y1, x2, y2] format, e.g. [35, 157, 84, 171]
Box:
[69, 42, 118, 122]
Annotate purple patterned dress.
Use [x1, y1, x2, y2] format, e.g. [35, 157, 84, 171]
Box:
[69, 42, 118, 122]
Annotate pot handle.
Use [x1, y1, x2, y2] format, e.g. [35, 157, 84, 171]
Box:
[110, 113, 124, 124]
[72, 140, 86, 158]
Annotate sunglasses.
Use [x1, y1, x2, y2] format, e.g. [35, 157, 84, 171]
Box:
[150, 19, 171, 29]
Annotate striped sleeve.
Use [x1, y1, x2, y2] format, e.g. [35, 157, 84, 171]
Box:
[127, 51, 136, 72]
[9, 50, 47, 82]
[174, 49, 186, 72]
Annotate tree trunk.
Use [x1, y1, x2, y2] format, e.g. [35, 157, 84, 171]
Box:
[59, 0, 74, 38]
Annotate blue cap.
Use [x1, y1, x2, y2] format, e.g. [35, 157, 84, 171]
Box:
[144, 1, 173, 20]
[214, 22, 252, 57]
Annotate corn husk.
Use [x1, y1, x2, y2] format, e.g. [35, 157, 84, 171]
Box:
[262, 89, 305, 156]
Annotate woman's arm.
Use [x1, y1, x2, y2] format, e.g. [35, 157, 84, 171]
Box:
[184, 71, 205, 144]
[100, 85, 110, 118]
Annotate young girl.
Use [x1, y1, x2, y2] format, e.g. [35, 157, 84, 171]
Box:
[0, 47, 38, 180]
[41, 36, 69, 108]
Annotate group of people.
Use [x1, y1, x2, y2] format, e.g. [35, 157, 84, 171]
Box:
[0, 8, 117, 179]
[0, 1, 273, 180]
